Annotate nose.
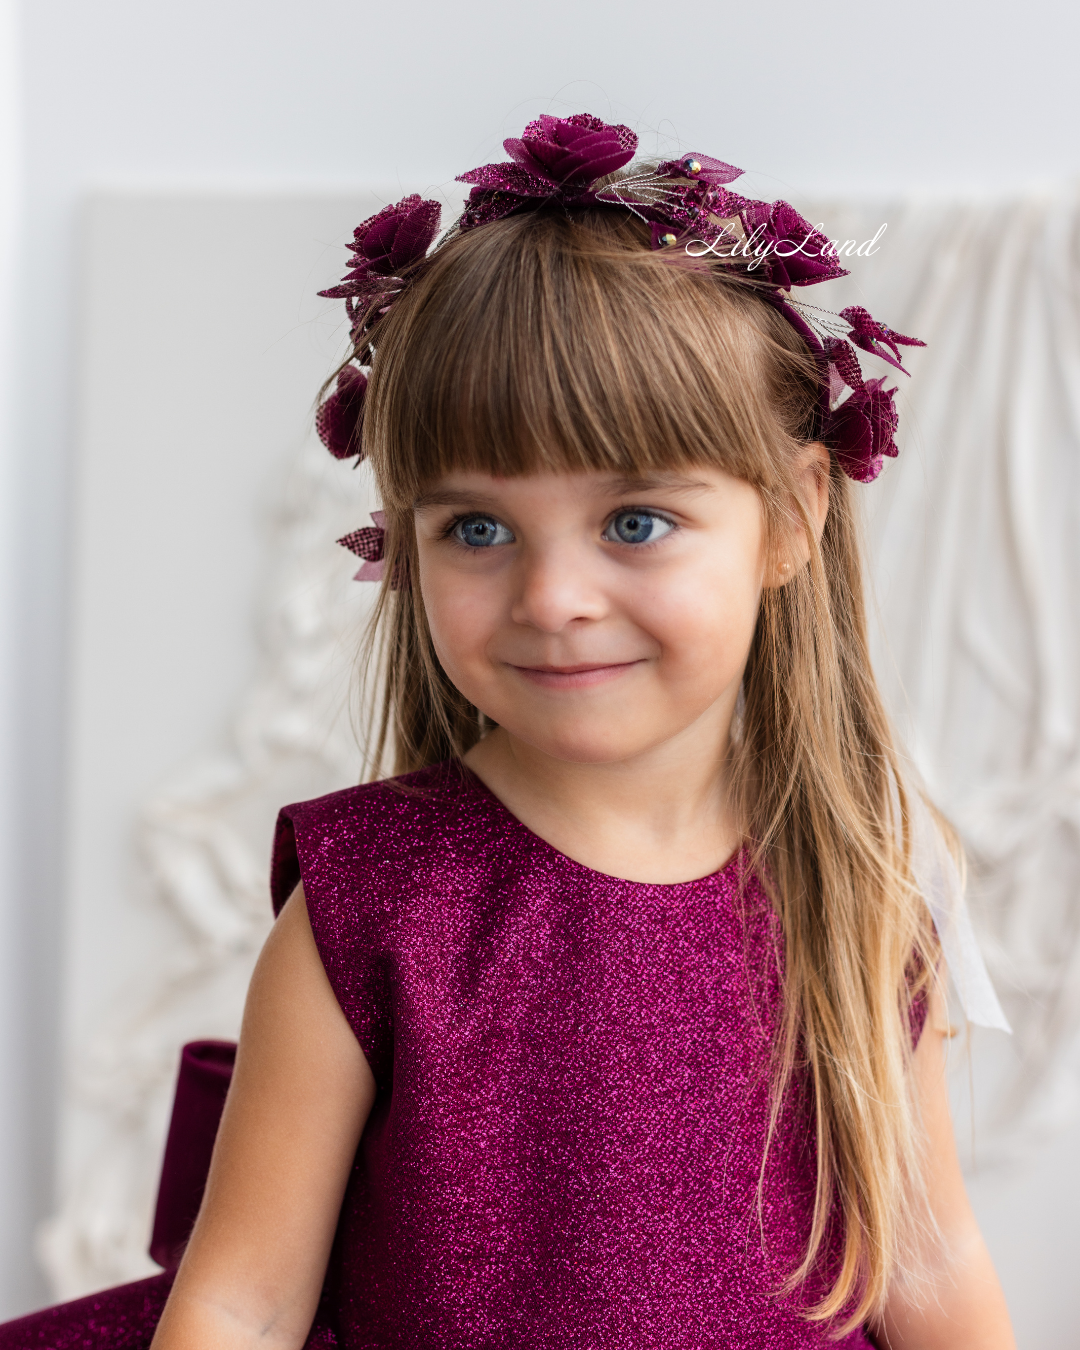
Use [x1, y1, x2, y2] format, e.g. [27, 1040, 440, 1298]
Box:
[509, 543, 610, 633]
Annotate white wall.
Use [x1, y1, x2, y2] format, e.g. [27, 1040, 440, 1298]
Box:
[45, 193, 389, 1293]
[4, 0, 1080, 1323]
[0, 0, 31, 1312]
[63, 194, 367, 1057]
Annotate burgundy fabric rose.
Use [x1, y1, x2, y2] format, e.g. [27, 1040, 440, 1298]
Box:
[839, 305, 925, 373]
[320, 195, 441, 300]
[318, 194, 441, 342]
[315, 365, 368, 461]
[827, 377, 900, 483]
[738, 200, 849, 288]
[503, 113, 636, 187]
[458, 114, 637, 229]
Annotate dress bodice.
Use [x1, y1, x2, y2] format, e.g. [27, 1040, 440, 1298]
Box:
[270, 763, 873, 1350]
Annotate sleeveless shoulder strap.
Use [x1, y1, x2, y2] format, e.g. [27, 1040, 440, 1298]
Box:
[269, 764, 482, 1081]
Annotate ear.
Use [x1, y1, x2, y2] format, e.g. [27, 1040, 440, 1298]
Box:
[764, 441, 831, 588]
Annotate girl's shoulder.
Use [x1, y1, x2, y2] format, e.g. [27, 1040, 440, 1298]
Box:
[270, 760, 501, 916]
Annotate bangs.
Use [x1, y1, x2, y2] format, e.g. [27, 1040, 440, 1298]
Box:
[362, 207, 818, 508]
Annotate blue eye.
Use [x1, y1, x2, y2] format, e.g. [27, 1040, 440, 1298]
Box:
[603, 510, 674, 545]
[453, 515, 514, 548]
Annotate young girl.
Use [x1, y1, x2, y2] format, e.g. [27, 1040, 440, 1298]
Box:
[2, 114, 1014, 1349]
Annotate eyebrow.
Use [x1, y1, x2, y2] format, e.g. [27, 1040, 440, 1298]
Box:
[412, 474, 713, 511]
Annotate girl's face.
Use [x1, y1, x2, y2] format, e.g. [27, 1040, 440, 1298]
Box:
[414, 465, 779, 767]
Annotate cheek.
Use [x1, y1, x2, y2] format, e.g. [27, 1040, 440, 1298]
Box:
[418, 558, 502, 682]
[630, 550, 763, 686]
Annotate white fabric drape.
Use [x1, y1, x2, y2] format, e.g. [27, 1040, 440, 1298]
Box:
[805, 190, 1080, 1158]
[41, 189, 1080, 1291]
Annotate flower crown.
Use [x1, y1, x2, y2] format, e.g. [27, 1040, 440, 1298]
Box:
[318, 113, 923, 580]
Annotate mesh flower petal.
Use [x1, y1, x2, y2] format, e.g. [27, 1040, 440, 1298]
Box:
[503, 113, 637, 187]
[319, 275, 392, 300]
[337, 511, 407, 586]
[839, 305, 926, 374]
[360, 212, 405, 267]
[339, 510, 385, 580]
[457, 161, 568, 231]
[823, 337, 865, 392]
[457, 161, 551, 194]
[459, 189, 537, 231]
[656, 152, 743, 187]
[339, 510, 385, 561]
[827, 378, 899, 483]
[315, 365, 368, 461]
[388, 200, 443, 268]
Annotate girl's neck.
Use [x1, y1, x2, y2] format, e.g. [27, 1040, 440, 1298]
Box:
[462, 720, 740, 886]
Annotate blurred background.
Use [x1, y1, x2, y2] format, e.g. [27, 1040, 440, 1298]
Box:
[0, 0, 1078, 1344]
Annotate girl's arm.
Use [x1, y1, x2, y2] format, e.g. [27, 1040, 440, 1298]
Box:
[871, 983, 1016, 1350]
[150, 886, 376, 1350]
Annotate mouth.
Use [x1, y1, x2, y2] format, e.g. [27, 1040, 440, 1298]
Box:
[508, 660, 644, 689]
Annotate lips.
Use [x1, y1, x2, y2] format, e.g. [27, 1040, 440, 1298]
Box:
[509, 660, 643, 689]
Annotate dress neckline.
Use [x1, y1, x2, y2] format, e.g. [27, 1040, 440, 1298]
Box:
[451, 761, 747, 892]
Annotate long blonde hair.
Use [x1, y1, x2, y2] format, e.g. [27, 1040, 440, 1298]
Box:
[330, 200, 939, 1332]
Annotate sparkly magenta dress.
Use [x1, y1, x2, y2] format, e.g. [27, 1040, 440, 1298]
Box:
[1, 764, 875, 1348]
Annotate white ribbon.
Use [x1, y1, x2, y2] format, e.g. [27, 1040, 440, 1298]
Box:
[908, 794, 1011, 1032]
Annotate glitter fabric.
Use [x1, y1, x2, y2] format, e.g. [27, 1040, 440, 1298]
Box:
[0, 762, 877, 1349]
[0, 1275, 174, 1348]
[271, 762, 874, 1349]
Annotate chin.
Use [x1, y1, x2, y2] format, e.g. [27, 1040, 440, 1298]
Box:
[514, 721, 659, 766]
